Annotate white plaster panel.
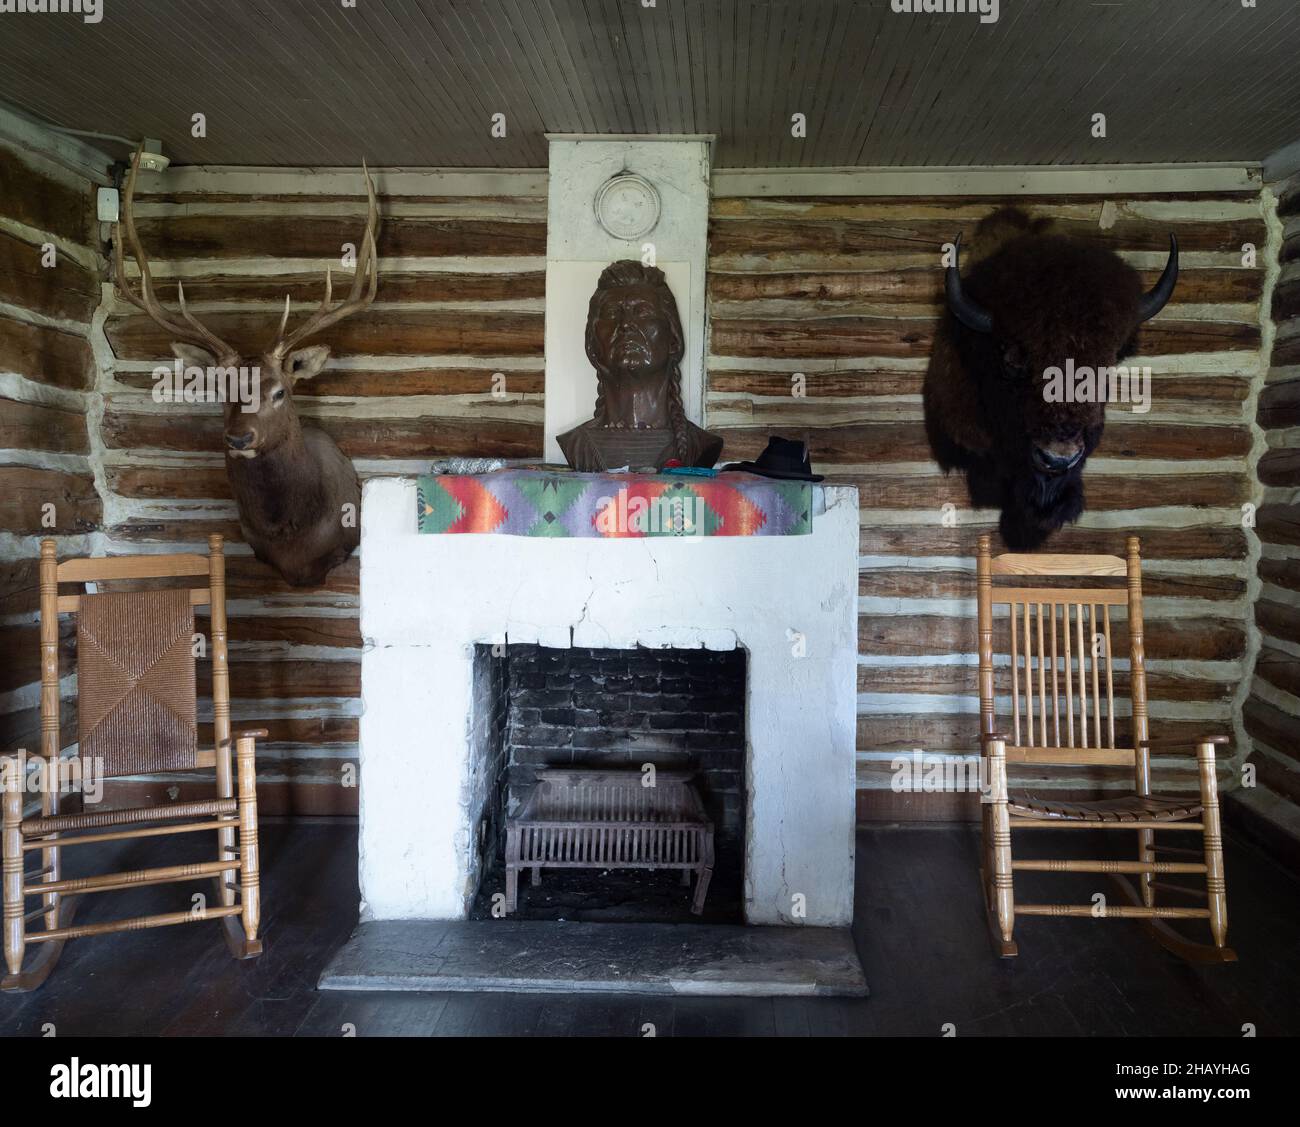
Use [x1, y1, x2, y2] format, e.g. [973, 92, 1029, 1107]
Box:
[543, 138, 711, 462]
[358, 477, 859, 926]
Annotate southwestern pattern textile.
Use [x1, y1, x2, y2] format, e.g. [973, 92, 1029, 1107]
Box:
[415, 470, 813, 537]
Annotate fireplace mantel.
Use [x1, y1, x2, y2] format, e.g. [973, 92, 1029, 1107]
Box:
[357, 476, 860, 926]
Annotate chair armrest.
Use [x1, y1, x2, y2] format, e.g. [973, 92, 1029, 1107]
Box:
[1139, 736, 1229, 753]
[218, 730, 269, 749]
[980, 731, 1011, 746]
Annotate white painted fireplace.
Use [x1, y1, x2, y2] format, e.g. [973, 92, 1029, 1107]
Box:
[356, 476, 860, 927]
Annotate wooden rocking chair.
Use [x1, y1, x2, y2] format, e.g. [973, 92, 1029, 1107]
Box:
[976, 534, 1235, 963]
[2, 535, 264, 992]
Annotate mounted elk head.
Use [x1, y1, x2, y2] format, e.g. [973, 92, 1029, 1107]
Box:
[922, 207, 1178, 550]
[113, 147, 379, 587]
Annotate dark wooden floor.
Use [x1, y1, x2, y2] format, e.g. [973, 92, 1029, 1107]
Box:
[2, 821, 1298, 1036]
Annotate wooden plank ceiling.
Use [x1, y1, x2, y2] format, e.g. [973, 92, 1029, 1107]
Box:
[0, 0, 1298, 169]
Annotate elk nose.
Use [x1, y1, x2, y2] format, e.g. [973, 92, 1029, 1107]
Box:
[226, 431, 256, 451]
[1032, 444, 1083, 473]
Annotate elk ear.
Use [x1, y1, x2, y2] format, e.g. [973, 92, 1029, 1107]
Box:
[285, 345, 331, 383]
[172, 343, 215, 368]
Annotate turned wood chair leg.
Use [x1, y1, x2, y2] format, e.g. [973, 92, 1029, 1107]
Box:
[1198, 742, 1229, 948]
[530, 865, 540, 887]
[980, 800, 995, 899]
[235, 736, 261, 946]
[3, 752, 25, 978]
[988, 739, 1016, 948]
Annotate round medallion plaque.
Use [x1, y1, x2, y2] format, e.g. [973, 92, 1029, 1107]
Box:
[594, 173, 661, 240]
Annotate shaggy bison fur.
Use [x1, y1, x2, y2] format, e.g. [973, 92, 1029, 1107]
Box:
[923, 207, 1177, 550]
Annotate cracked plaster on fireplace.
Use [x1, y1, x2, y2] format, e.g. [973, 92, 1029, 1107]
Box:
[356, 477, 859, 925]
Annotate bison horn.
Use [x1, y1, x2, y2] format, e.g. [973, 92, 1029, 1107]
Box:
[945, 234, 994, 334]
[1136, 234, 1179, 323]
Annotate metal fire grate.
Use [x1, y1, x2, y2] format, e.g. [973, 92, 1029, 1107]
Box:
[504, 768, 715, 915]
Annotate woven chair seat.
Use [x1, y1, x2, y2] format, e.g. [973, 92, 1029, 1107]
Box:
[1008, 792, 1203, 823]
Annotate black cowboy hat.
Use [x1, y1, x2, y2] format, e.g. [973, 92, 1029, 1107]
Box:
[721, 436, 824, 482]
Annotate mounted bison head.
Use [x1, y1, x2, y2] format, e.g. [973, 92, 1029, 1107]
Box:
[922, 208, 1177, 550]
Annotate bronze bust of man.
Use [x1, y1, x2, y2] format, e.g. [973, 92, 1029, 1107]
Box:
[558, 260, 723, 472]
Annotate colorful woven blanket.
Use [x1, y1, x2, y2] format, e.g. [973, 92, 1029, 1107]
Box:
[415, 469, 812, 537]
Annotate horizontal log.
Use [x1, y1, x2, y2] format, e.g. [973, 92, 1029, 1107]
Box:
[197, 715, 359, 747]
[0, 697, 76, 756]
[711, 369, 925, 397]
[0, 315, 93, 391]
[107, 464, 230, 500]
[858, 525, 1248, 560]
[1255, 599, 1300, 647]
[0, 466, 100, 535]
[858, 613, 1245, 661]
[0, 230, 100, 323]
[1276, 180, 1300, 220]
[1270, 329, 1300, 367]
[710, 314, 1258, 359]
[154, 270, 546, 306]
[1256, 504, 1300, 548]
[223, 554, 359, 598]
[101, 407, 541, 459]
[716, 420, 1250, 464]
[707, 368, 1250, 404]
[834, 471, 1247, 512]
[0, 557, 39, 616]
[710, 265, 1263, 307]
[1270, 276, 1300, 324]
[711, 195, 1261, 217]
[857, 567, 1243, 602]
[0, 618, 76, 695]
[100, 777, 358, 818]
[0, 145, 92, 245]
[855, 756, 1217, 793]
[708, 216, 1266, 258]
[856, 663, 1233, 703]
[1257, 378, 1300, 429]
[1253, 645, 1300, 700]
[0, 396, 90, 454]
[1259, 556, 1300, 595]
[113, 366, 545, 399]
[856, 713, 1231, 754]
[1257, 447, 1300, 487]
[197, 659, 359, 699]
[1249, 754, 1300, 808]
[1243, 697, 1300, 765]
[106, 308, 544, 360]
[196, 612, 362, 649]
[131, 215, 546, 259]
[1279, 230, 1300, 268]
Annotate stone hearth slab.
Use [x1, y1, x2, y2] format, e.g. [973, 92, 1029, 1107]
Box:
[318, 920, 868, 997]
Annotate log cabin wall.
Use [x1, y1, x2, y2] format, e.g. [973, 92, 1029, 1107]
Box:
[0, 135, 104, 772]
[4, 156, 1282, 825]
[1241, 171, 1300, 832]
[96, 167, 546, 814]
[704, 180, 1274, 821]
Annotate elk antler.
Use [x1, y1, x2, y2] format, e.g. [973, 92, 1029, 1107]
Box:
[113, 145, 238, 362]
[268, 162, 380, 358]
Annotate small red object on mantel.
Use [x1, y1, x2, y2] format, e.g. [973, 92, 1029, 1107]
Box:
[662, 458, 684, 469]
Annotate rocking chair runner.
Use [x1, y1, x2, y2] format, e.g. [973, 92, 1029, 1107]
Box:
[2, 536, 265, 992]
[975, 534, 1234, 962]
